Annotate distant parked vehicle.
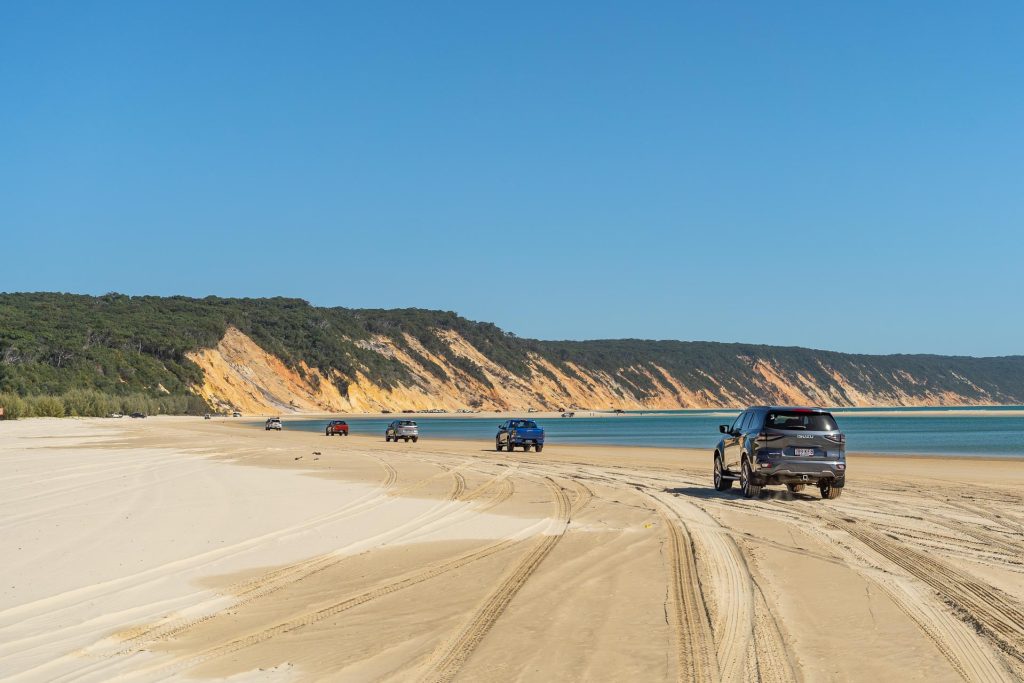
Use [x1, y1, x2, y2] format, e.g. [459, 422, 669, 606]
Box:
[232, 411, 241, 417]
[496, 419, 545, 452]
[129, 412, 146, 419]
[108, 412, 124, 418]
[385, 420, 418, 442]
[561, 412, 575, 418]
[325, 420, 349, 436]
[203, 413, 211, 420]
[713, 406, 846, 500]
[265, 417, 282, 431]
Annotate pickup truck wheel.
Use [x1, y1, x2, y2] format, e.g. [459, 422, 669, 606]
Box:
[535, 444, 543, 453]
[714, 455, 733, 491]
[412, 436, 418, 443]
[740, 459, 762, 498]
[496, 440, 503, 451]
[819, 482, 842, 500]
[326, 430, 331, 436]
[385, 435, 391, 442]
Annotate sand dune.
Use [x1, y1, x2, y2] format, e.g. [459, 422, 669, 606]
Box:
[2, 417, 1024, 681]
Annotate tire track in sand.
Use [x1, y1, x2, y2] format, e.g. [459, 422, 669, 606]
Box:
[73, 467, 505, 665]
[819, 511, 1020, 681]
[0, 452, 402, 642]
[114, 537, 530, 683]
[643, 492, 719, 683]
[69, 471, 549, 682]
[418, 477, 577, 683]
[831, 516, 1024, 666]
[661, 492, 754, 683]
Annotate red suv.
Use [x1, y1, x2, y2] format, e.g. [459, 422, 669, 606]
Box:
[325, 420, 349, 436]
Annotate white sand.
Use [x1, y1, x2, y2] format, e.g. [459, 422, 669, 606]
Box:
[0, 418, 544, 681]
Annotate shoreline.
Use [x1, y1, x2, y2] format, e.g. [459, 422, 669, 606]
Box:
[11, 414, 1022, 461]
[258, 415, 1024, 462]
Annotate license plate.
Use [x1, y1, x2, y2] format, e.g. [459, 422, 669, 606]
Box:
[794, 448, 815, 457]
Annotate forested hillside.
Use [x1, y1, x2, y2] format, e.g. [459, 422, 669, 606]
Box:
[1, 292, 1022, 415]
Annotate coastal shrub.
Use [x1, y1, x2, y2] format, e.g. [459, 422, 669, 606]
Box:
[0, 390, 210, 418]
[0, 392, 27, 419]
[62, 389, 117, 417]
[25, 395, 66, 417]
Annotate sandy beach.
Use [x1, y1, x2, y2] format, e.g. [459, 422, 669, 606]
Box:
[3, 417, 1024, 682]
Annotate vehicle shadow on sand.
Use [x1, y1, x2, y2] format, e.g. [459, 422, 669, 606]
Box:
[665, 486, 818, 502]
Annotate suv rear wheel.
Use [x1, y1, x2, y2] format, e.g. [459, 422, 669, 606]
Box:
[713, 454, 732, 491]
[740, 458, 762, 499]
[819, 482, 842, 500]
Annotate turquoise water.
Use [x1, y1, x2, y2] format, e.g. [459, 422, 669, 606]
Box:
[275, 407, 1024, 458]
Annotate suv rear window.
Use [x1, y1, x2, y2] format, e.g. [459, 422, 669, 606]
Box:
[399, 420, 416, 426]
[765, 411, 837, 431]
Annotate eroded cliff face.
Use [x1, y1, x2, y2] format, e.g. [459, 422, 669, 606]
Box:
[186, 327, 999, 414]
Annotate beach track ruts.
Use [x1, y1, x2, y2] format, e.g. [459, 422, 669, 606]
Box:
[829, 514, 1024, 657]
[80, 468, 515, 664]
[118, 536, 528, 682]
[824, 512, 1023, 680]
[568, 479, 593, 515]
[451, 471, 467, 500]
[750, 581, 798, 683]
[418, 477, 576, 683]
[644, 492, 719, 683]
[0, 458, 404, 639]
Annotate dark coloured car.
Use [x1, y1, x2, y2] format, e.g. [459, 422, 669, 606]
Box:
[713, 406, 846, 499]
[129, 412, 146, 419]
[496, 419, 545, 452]
[325, 420, 349, 436]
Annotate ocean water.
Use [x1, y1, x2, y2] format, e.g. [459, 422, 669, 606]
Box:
[273, 407, 1024, 458]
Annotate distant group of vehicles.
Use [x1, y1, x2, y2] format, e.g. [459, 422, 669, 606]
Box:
[259, 416, 548, 452]
[255, 404, 848, 501]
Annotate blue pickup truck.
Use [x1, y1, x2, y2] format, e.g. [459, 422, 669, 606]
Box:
[496, 419, 545, 452]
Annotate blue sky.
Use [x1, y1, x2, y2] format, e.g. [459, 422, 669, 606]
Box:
[2, 2, 1021, 356]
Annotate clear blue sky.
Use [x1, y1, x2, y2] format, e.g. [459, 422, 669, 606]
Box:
[2, 2, 1021, 356]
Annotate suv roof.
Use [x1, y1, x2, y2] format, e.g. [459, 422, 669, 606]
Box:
[748, 405, 829, 413]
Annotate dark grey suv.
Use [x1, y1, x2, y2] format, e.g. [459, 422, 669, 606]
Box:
[713, 406, 846, 499]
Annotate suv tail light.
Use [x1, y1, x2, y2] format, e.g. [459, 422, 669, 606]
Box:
[824, 433, 846, 445]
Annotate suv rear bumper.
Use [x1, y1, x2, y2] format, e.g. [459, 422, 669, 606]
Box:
[751, 461, 845, 487]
